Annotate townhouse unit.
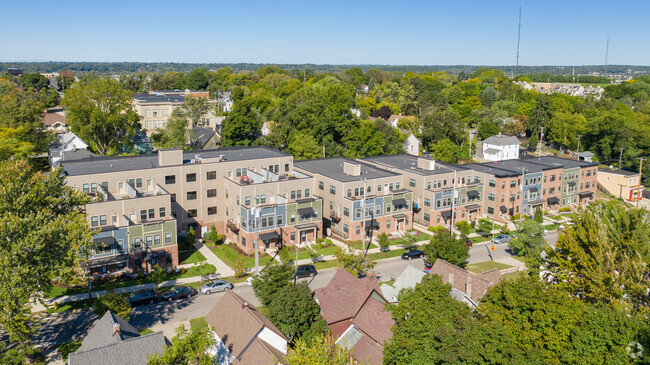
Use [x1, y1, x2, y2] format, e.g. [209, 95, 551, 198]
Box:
[294, 158, 412, 241]
[361, 154, 484, 228]
[133, 90, 219, 132]
[524, 156, 598, 208]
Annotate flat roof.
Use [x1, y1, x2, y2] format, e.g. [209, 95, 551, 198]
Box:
[61, 146, 290, 176]
[133, 93, 186, 104]
[478, 159, 547, 174]
[463, 163, 522, 178]
[598, 168, 639, 176]
[294, 157, 398, 183]
[360, 154, 467, 176]
[523, 156, 599, 169]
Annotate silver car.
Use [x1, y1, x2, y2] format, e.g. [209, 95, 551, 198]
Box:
[199, 280, 233, 295]
[492, 234, 510, 244]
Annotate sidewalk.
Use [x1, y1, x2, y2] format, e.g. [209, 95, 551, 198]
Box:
[193, 240, 235, 277]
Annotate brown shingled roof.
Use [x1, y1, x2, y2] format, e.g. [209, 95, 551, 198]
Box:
[350, 333, 384, 365]
[314, 269, 383, 325]
[205, 291, 286, 364]
[429, 259, 501, 304]
[350, 296, 394, 344]
[42, 111, 67, 126]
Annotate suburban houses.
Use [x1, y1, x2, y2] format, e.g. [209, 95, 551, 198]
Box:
[480, 134, 520, 161]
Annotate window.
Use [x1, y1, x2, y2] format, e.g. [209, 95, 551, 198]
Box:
[154, 235, 161, 245]
[386, 204, 391, 213]
[207, 189, 217, 198]
[285, 163, 290, 172]
[424, 198, 431, 207]
[427, 181, 431, 189]
[330, 185, 336, 194]
[99, 215, 106, 226]
[236, 168, 242, 177]
[377, 184, 382, 192]
[396, 182, 401, 190]
[242, 237, 246, 246]
[140, 210, 147, 221]
[489, 179, 496, 187]
[208, 206, 217, 215]
[83, 184, 89, 193]
[355, 209, 362, 219]
[145, 236, 153, 246]
[244, 196, 251, 205]
[91, 216, 98, 227]
[386, 221, 390, 229]
[501, 181, 505, 188]
[305, 189, 310, 197]
[260, 194, 266, 204]
[170, 193, 176, 202]
[165, 233, 172, 243]
[389, 183, 394, 191]
[148, 209, 155, 219]
[318, 181, 324, 190]
[343, 224, 349, 233]
[186, 173, 196, 182]
[136, 178, 142, 188]
[101, 181, 108, 191]
[375, 205, 381, 215]
[500, 195, 504, 202]
[354, 187, 360, 197]
[296, 190, 301, 199]
[165, 175, 176, 184]
[187, 209, 197, 218]
[159, 207, 165, 217]
[290, 214, 296, 223]
[277, 215, 283, 225]
[187, 191, 197, 200]
[487, 207, 494, 214]
[90, 183, 97, 192]
[290, 232, 295, 241]
[356, 226, 361, 234]
[510, 180, 516, 187]
[207, 171, 216, 180]
[347, 189, 352, 198]
[424, 213, 430, 222]
[409, 179, 416, 187]
[343, 207, 350, 217]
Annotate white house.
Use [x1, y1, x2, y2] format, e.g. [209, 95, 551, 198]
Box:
[482, 134, 520, 161]
[49, 131, 90, 167]
[403, 134, 419, 156]
[261, 121, 274, 137]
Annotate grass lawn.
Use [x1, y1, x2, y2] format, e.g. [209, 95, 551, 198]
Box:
[466, 261, 513, 274]
[179, 250, 206, 264]
[548, 215, 563, 221]
[139, 328, 155, 335]
[501, 270, 528, 282]
[348, 241, 377, 251]
[314, 260, 340, 270]
[469, 236, 491, 244]
[511, 256, 527, 264]
[211, 245, 273, 269]
[48, 299, 92, 314]
[190, 317, 209, 331]
[379, 279, 396, 286]
[367, 249, 405, 261]
[315, 245, 338, 257]
[56, 340, 82, 361]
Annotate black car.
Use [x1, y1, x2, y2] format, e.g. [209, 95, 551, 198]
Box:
[294, 264, 317, 279]
[401, 249, 424, 260]
[162, 285, 198, 302]
[128, 289, 157, 306]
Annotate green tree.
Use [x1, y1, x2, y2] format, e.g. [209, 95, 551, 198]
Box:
[267, 283, 328, 342]
[287, 131, 322, 160]
[0, 126, 35, 159]
[56, 69, 75, 91]
[432, 138, 460, 163]
[334, 247, 376, 277]
[151, 108, 190, 148]
[508, 219, 546, 269]
[252, 262, 293, 306]
[378, 232, 390, 252]
[0, 160, 93, 351]
[534, 208, 543, 223]
[285, 333, 351, 365]
[149, 266, 167, 293]
[221, 92, 272, 146]
[62, 77, 141, 155]
[547, 202, 650, 314]
[92, 290, 131, 321]
[478, 86, 497, 107]
[0, 79, 52, 153]
[477, 218, 493, 236]
[422, 231, 470, 268]
[182, 95, 211, 128]
[147, 325, 215, 365]
[186, 68, 210, 90]
[18, 73, 50, 91]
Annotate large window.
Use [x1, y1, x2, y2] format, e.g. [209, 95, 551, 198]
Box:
[207, 189, 217, 198]
[165, 233, 172, 243]
[159, 207, 165, 217]
[148, 209, 154, 219]
[140, 210, 147, 221]
[91, 216, 98, 227]
[154, 235, 161, 245]
[99, 215, 106, 226]
[305, 189, 310, 197]
[206, 171, 216, 180]
[186, 173, 196, 182]
[423, 213, 430, 222]
[343, 207, 350, 217]
[165, 175, 176, 184]
[424, 198, 431, 207]
[187, 191, 197, 200]
[208, 206, 217, 215]
[330, 185, 336, 194]
[187, 209, 197, 218]
[409, 179, 416, 187]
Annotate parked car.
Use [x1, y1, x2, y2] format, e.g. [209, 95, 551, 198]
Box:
[294, 264, 317, 279]
[162, 285, 197, 302]
[128, 289, 157, 306]
[401, 249, 424, 260]
[424, 261, 433, 273]
[492, 235, 510, 244]
[199, 280, 233, 295]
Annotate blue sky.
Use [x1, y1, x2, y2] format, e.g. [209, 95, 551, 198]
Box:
[1, 0, 648, 65]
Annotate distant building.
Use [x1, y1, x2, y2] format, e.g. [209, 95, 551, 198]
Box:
[216, 91, 233, 113]
[429, 259, 501, 309]
[515, 81, 605, 99]
[402, 134, 419, 156]
[132, 90, 218, 133]
[49, 131, 89, 167]
[597, 168, 643, 202]
[482, 134, 520, 161]
[6, 68, 22, 77]
[191, 127, 219, 150]
[42, 109, 68, 134]
[577, 151, 595, 162]
[120, 130, 153, 155]
[261, 121, 274, 137]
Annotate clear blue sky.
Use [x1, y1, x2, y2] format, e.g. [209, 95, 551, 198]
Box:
[1, 0, 648, 65]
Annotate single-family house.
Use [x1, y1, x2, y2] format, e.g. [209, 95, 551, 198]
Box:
[402, 134, 419, 156]
[380, 265, 425, 303]
[42, 109, 68, 134]
[482, 134, 520, 161]
[261, 121, 274, 137]
[206, 290, 287, 365]
[191, 127, 219, 150]
[68, 311, 167, 365]
[49, 131, 89, 167]
[314, 269, 394, 365]
[429, 259, 501, 309]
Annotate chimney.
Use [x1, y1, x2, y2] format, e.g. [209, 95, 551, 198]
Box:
[242, 301, 250, 310]
[343, 161, 361, 176]
[448, 273, 454, 286]
[417, 157, 435, 171]
[465, 277, 472, 298]
[112, 322, 122, 337]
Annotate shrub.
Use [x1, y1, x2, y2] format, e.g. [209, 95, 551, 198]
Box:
[534, 208, 543, 223]
[559, 207, 571, 212]
[455, 221, 471, 236]
[378, 233, 390, 252]
[316, 237, 324, 243]
[429, 225, 444, 232]
[233, 258, 246, 277]
[278, 247, 291, 263]
[511, 213, 521, 221]
[325, 238, 332, 246]
[470, 220, 476, 228]
[93, 289, 131, 321]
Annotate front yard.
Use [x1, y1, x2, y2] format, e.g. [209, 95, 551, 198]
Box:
[465, 261, 513, 274]
[210, 244, 274, 269]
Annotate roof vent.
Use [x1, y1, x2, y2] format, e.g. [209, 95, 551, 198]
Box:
[242, 301, 250, 309]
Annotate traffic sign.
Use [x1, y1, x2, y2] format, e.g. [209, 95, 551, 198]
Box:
[490, 245, 495, 251]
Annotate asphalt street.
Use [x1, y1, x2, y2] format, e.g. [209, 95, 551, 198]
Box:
[468, 229, 558, 263]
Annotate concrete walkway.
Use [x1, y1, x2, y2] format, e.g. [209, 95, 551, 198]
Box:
[193, 240, 235, 277]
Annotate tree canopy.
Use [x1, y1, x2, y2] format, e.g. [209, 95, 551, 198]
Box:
[422, 231, 470, 268]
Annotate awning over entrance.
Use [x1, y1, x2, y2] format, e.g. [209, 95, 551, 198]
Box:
[464, 204, 481, 211]
[467, 190, 479, 198]
[295, 223, 317, 230]
[393, 214, 407, 219]
[364, 220, 380, 229]
[547, 197, 560, 205]
[259, 231, 280, 241]
[441, 210, 454, 220]
[93, 236, 115, 246]
[528, 187, 539, 193]
[143, 250, 168, 262]
[297, 207, 315, 216]
[86, 254, 130, 268]
[579, 191, 594, 198]
[500, 205, 508, 213]
[392, 198, 407, 206]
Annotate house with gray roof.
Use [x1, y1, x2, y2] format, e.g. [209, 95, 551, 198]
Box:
[481, 134, 520, 161]
[380, 265, 426, 303]
[68, 310, 167, 365]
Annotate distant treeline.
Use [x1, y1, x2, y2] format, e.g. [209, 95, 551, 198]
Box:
[1, 62, 648, 77]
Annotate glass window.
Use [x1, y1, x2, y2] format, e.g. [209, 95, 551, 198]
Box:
[140, 210, 147, 221]
[409, 179, 415, 187]
[99, 215, 106, 226]
[291, 191, 296, 199]
[347, 189, 352, 197]
[343, 224, 349, 233]
[356, 226, 360, 234]
[206, 171, 216, 180]
[330, 185, 336, 194]
[101, 181, 108, 191]
[165, 233, 172, 243]
[318, 181, 324, 190]
[165, 175, 175, 184]
[245, 196, 251, 205]
[90, 183, 97, 192]
[148, 209, 154, 219]
[91, 216, 98, 227]
[170, 193, 176, 202]
[154, 235, 161, 245]
[187, 209, 197, 218]
[187, 191, 197, 200]
[208, 206, 217, 215]
[344, 207, 350, 216]
[386, 220, 390, 229]
[296, 190, 301, 199]
[424, 213, 430, 222]
[145, 236, 153, 246]
[285, 164, 290, 172]
[277, 215, 283, 225]
[290, 232, 295, 241]
[116, 240, 124, 252]
[207, 189, 217, 198]
[136, 178, 142, 188]
[260, 194, 266, 204]
[159, 207, 165, 217]
[305, 189, 310, 197]
[377, 184, 382, 192]
[186, 173, 196, 182]
[83, 184, 89, 193]
[290, 214, 296, 223]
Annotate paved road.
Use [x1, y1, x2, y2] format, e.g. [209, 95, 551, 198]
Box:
[468, 229, 559, 264]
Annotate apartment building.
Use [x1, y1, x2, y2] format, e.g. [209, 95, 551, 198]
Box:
[524, 156, 598, 207]
[597, 168, 642, 202]
[294, 158, 412, 241]
[361, 154, 484, 228]
[132, 90, 218, 132]
[464, 163, 524, 223]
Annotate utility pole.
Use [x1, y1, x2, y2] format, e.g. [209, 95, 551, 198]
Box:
[253, 185, 259, 275]
[537, 127, 544, 153]
[449, 170, 457, 234]
[619, 148, 624, 170]
[322, 145, 325, 158]
[637, 157, 645, 209]
[577, 135, 582, 154]
[604, 35, 610, 75]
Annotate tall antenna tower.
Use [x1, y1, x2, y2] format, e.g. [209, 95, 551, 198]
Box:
[515, 4, 522, 78]
[604, 35, 609, 75]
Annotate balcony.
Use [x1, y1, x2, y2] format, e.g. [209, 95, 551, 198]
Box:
[330, 210, 341, 223]
[227, 219, 240, 233]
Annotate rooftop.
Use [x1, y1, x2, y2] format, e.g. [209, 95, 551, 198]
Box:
[294, 157, 399, 182]
[523, 155, 599, 169]
[61, 146, 290, 176]
[360, 154, 467, 176]
[483, 134, 520, 146]
[133, 93, 186, 104]
[598, 168, 639, 176]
